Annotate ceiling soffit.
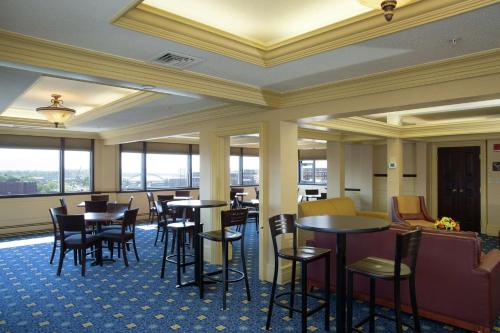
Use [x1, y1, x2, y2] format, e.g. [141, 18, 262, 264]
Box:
[113, 0, 497, 67]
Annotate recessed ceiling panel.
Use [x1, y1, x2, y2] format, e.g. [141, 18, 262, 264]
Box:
[143, 0, 371, 46]
[2, 76, 137, 120]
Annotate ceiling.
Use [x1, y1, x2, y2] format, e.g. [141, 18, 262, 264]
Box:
[0, 0, 499, 139]
[143, 0, 372, 46]
[0, 0, 498, 91]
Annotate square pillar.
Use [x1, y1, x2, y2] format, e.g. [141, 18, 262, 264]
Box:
[415, 142, 427, 197]
[327, 141, 345, 198]
[199, 129, 230, 265]
[359, 144, 373, 210]
[259, 120, 298, 283]
[387, 138, 403, 212]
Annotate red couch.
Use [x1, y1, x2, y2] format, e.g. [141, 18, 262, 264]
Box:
[306, 224, 500, 333]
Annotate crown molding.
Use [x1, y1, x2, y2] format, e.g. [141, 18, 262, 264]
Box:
[401, 118, 500, 138]
[298, 128, 341, 141]
[0, 29, 279, 107]
[113, 0, 497, 67]
[0, 117, 99, 138]
[101, 104, 265, 144]
[312, 117, 401, 138]
[65, 91, 162, 127]
[282, 48, 500, 107]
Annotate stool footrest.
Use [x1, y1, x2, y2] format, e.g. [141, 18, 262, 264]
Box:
[273, 291, 327, 316]
[203, 268, 246, 284]
[353, 313, 415, 331]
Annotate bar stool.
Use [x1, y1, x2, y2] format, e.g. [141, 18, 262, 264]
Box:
[266, 214, 331, 333]
[160, 201, 196, 286]
[346, 228, 422, 333]
[198, 208, 250, 310]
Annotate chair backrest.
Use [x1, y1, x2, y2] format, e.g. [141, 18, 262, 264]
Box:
[59, 197, 67, 211]
[395, 228, 422, 277]
[91, 194, 109, 202]
[268, 214, 297, 255]
[127, 196, 134, 209]
[56, 214, 87, 241]
[158, 194, 174, 202]
[49, 207, 67, 233]
[175, 190, 190, 197]
[121, 208, 139, 234]
[305, 189, 319, 195]
[146, 192, 155, 208]
[84, 200, 107, 213]
[254, 186, 259, 200]
[320, 192, 327, 200]
[221, 208, 248, 228]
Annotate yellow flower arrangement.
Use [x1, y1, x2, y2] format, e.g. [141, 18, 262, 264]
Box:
[434, 216, 460, 231]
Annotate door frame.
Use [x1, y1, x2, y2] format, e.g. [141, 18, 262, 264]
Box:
[430, 141, 487, 233]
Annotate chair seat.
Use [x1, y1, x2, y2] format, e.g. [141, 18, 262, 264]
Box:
[167, 221, 196, 229]
[65, 234, 100, 246]
[100, 225, 121, 232]
[278, 246, 330, 262]
[98, 229, 133, 240]
[347, 256, 411, 279]
[199, 229, 242, 242]
[405, 219, 434, 228]
[248, 210, 259, 217]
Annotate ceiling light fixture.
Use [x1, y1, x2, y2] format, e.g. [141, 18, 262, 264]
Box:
[358, 0, 412, 22]
[36, 94, 76, 128]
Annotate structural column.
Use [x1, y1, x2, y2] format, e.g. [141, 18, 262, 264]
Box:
[387, 138, 404, 212]
[259, 120, 298, 283]
[199, 129, 230, 264]
[415, 142, 427, 197]
[358, 144, 373, 210]
[327, 141, 345, 198]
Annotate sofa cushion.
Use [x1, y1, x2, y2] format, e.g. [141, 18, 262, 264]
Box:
[299, 197, 357, 217]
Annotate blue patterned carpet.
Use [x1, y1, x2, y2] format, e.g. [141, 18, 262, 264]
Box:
[0, 224, 498, 333]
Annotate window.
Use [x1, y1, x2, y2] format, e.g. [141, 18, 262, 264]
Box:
[0, 135, 93, 197]
[64, 150, 91, 192]
[299, 159, 327, 185]
[121, 152, 143, 191]
[146, 153, 189, 189]
[230, 155, 241, 186]
[0, 148, 60, 195]
[191, 154, 200, 187]
[242, 156, 259, 185]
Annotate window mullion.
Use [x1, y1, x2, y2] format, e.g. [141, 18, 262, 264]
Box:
[60, 138, 65, 194]
[142, 142, 147, 191]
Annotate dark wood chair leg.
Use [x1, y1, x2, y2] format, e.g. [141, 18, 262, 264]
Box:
[347, 271, 354, 332]
[394, 280, 403, 333]
[50, 239, 57, 264]
[122, 242, 129, 267]
[132, 238, 140, 261]
[369, 278, 376, 333]
[98, 242, 103, 267]
[301, 262, 308, 333]
[240, 237, 251, 301]
[160, 231, 169, 279]
[109, 241, 114, 259]
[154, 225, 160, 246]
[199, 236, 205, 299]
[182, 230, 186, 274]
[176, 230, 182, 286]
[73, 248, 77, 266]
[324, 254, 330, 331]
[409, 275, 421, 333]
[266, 257, 279, 330]
[289, 260, 297, 318]
[222, 240, 228, 310]
[171, 230, 177, 254]
[81, 249, 86, 277]
[57, 246, 66, 276]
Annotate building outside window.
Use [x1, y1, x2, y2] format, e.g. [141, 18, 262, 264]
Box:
[121, 152, 143, 191]
[146, 153, 189, 189]
[191, 154, 200, 187]
[64, 150, 91, 192]
[298, 149, 327, 185]
[230, 155, 241, 185]
[242, 155, 259, 185]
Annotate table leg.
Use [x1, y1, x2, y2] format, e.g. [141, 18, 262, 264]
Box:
[336, 233, 347, 333]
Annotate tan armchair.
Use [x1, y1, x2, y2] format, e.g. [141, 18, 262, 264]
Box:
[391, 195, 435, 227]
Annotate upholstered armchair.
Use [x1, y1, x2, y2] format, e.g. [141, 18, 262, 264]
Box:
[391, 195, 435, 227]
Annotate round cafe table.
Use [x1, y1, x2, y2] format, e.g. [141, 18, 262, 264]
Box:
[296, 215, 390, 333]
[162, 200, 228, 287]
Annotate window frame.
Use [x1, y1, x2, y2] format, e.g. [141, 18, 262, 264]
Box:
[0, 137, 94, 198]
[298, 159, 327, 185]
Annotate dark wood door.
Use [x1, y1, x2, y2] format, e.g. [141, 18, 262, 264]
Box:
[438, 146, 481, 232]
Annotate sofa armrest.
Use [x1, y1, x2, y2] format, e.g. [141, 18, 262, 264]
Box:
[356, 211, 389, 220]
[477, 249, 500, 273]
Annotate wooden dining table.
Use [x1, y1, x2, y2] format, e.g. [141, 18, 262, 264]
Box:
[295, 215, 390, 333]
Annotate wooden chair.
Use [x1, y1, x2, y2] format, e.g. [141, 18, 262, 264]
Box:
[199, 209, 250, 310]
[91, 194, 109, 202]
[346, 228, 423, 333]
[59, 197, 67, 211]
[98, 209, 140, 267]
[84, 200, 107, 213]
[155, 195, 175, 246]
[265, 214, 330, 333]
[49, 206, 68, 264]
[160, 201, 197, 285]
[102, 196, 134, 232]
[146, 192, 158, 223]
[56, 214, 102, 276]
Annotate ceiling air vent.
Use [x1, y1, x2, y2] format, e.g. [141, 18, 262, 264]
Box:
[151, 51, 203, 69]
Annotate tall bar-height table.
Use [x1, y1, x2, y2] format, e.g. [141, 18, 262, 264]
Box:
[161, 200, 228, 287]
[296, 215, 390, 333]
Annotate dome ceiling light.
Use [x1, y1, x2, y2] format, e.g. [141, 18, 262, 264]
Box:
[358, 0, 412, 22]
[36, 94, 76, 128]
